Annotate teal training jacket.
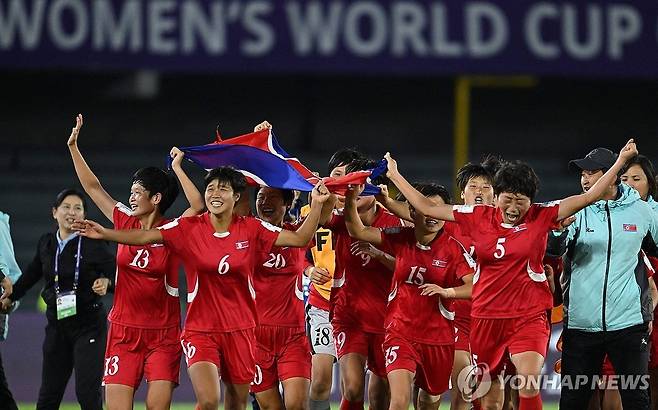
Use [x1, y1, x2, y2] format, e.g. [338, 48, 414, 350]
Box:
[548, 185, 658, 332]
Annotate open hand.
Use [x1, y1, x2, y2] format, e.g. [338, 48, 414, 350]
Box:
[72, 219, 106, 240]
[67, 114, 83, 146]
[350, 241, 383, 259]
[419, 283, 454, 298]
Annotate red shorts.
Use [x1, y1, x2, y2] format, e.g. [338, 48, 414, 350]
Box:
[383, 332, 454, 395]
[470, 312, 550, 376]
[180, 328, 256, 385]
[250, 325, 311, 393]
[333, 324, 386, 378]
[601, 355, 615, 377]
[103, 323, 181, 388]
[454, 318, 470, 352]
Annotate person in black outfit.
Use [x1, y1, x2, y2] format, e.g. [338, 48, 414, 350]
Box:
[1, 189, 116, 410]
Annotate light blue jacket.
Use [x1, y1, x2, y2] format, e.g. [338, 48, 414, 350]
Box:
[0, 211, 22, 341]
[0, 211, 21, 284]
[548, 185, 658, 331]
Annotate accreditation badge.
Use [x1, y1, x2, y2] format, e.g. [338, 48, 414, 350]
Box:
[56, 291, 77, 320]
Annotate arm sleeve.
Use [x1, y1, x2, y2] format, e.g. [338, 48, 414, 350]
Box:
[450, 237, 476, 281]
[379, 227, 406, 256]
[158, 218, 188, 255]
[0, 215, 22, 283]
[546, 214, 579, 257]
[251, 218, 282, 254]
[322, 210, 344, 231]
[535, 201, 561, 227]
[112, 202, 133, 229]
[11, 237, 46, 302]
[452, 205, 490, 235]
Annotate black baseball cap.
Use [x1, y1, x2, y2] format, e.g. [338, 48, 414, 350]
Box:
[568, 148, 618, 172]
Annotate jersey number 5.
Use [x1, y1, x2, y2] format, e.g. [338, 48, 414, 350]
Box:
[493, 238, 506, 259]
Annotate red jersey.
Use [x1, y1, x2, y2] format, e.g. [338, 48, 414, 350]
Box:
[159, 213, 280, 332]
[443, 222, 475, 327]
[452, 203, 559, 319]
[326, 207, 404, 334]
[109, 203, 181, 329]
[253, 221, 307, 328]
[380, 227, 474, 345]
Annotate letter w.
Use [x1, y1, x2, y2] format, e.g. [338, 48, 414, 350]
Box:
[0, 0, 46, 49]
[285, 1, 342, 55]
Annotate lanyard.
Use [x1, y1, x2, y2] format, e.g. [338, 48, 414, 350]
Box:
[54, 236, 82, 295]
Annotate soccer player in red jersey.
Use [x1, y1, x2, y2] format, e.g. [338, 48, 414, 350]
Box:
[322, 159, 405, 410]
[344, 182, 475, 410]
[74, 167, 331, 410]
[67, 114, 204, 410]
[376, 161, 499, 410]
[250, 186, 334, 410]
[385, 140, 638, 410]
[305, 148, 365, 410]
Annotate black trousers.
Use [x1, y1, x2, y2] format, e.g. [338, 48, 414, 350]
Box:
[36, 308, 107, 410]
[0, 348, 18, 410]
[559, 323, 650, 410]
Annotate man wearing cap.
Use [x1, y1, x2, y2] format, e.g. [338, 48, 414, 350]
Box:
[548, 147, 658, 410]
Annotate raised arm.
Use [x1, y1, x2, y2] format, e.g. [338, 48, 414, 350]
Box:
[344, 185, 384, 246]
[170, 147, 205, 217]
[74, 219, 163, 245]
[385, 153, 455, 222]
[557, 139, 638, 220]
[67, 114, 117, 221]
[376, 184, 412, 222]
[319, 193, 338, 226]
[275, 182, 331, 248]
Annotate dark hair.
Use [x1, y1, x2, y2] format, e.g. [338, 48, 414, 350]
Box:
[396, 182, 452, 205]
[493, 161, 540, 200]
[53, 188, 88, 216]
[132, 167, 179, 215]
[456, 155, 503, 191]
[257, 187, 295, 206]
[345, 158, 389, 186]
[328, 148, 364, 174]
[204, 167, 247, 193]
[621, 154, 657, 199]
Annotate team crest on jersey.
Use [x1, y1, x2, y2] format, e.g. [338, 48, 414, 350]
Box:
[432, 259, 447, 268]
[235, 240, 250, 250]
[623, 224, 638, 232]
[512, 224, 528, 233]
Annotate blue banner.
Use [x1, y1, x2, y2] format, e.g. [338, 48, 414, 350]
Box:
[1, 0, 657, 77]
